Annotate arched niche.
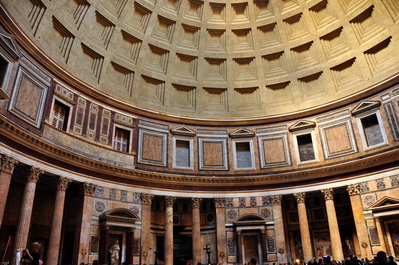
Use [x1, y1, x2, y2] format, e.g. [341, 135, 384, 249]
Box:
[98, 208, 140, 265]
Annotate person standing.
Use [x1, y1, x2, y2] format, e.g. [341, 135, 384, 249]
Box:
[21, 242, 43, 265]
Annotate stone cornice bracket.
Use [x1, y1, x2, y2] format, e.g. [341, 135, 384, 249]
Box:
[26, 166, 44, 182]
[293, 192, 306, 203]
[83, 182, 96, 196]
[141, 193, 154, 205]
[347, 183, 360, 195]
[0, 154, 19, 173]
[165, 196, 176, 207]
[271, 195, 282, 205]
[321, 188, 334, 200]
[214, 197, 226, 208]
[56, 176, 72, 190]
[191, 197, 202, 208]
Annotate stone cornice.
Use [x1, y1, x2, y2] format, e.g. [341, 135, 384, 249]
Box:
[1, 116, 399, 190]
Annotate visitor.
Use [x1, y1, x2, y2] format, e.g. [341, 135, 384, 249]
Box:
[21, 242, 43, 265]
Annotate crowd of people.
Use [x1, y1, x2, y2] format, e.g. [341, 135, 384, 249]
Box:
[304, 252, 397, 265]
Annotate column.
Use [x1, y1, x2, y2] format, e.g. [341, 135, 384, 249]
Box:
[164, 196, 176, 265]
[141, 193, 154, 265]
[260, 228, 267, 264]
[0, 154, 18, 228]
[192, 197, 202, 265]
[321, 188, 344, 261]
[271, 195, 287, 264]
[99, 225, 110, 265]
[293, 192, 313, 263]
[347, 184, 372, 259]
[46, 176, 72, 265]
[13, 166, 44, 255]
[214, 198, 227, 265]
[75, 182, 96, 265]
[126, 227, 135, 265]
[236, 230, 242, 265]
[374, 217, 387, 252]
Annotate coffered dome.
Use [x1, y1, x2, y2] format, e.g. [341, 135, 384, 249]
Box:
[2, 0, 399, 123]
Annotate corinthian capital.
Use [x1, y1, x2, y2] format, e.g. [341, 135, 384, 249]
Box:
[347, 184, 360, 195]
[165, 196, 176, 207]
[83, 182, 96, 196]
[321, 188, 334, 200]
[26, 166, 44, 182]
[1, 155, 19, 173]
[57, 176, 72, 190]
[271, 195, 282, 205]
[191, 197, 202, 208]
[293, 192, 306, 203]
[142, 193, 154, 205]
[214, 197, 226, 207]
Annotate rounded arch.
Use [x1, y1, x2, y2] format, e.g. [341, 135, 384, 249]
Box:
[234, 213, 267, 225]
[100, 208, 140, 220]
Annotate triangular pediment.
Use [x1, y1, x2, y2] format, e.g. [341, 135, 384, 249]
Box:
[369, 196, 399, 210]
[0, 27, 20, 60]
[351, 100, 381, 116]
[230, 128, 255, 138]
[289, 120, 315, 132]
[170, 126, 196, 136]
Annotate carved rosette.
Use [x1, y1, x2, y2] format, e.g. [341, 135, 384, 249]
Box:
[165, 196, 176, 207]
[271, 195, 282, 205]
[142, 193, 154, 205]
[347, 184, 360, 195]
[321, 188, 334, 200]
[57, 176, 72, 190]
[83, 182, 96, 196]
[0, 154, 19, 173]
[191, 197, 202, 208]
[214, 197, 226, 208]
[26, 166, 44, 182]
[293, 192, 306, 203]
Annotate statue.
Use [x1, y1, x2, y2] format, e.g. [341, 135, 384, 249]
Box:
[109, 240, 120, 265]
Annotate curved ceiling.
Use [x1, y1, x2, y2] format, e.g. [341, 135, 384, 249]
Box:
[1, 0, 399, 124]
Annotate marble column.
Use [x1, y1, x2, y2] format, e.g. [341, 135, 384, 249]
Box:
[46, 176, 72, 265]
[99, 225, 110, 265]
[236, 230, 242, 265]
[271, 195, 287, 264]
[192, 197, 202, 265]
[164, 196, 176, 265]
[141, 193, 154, 265]
[0, 154, 18, 228]
[214, 198, 227, 265]
[293, 192, 313, 263]
[260, 228, 267, 264]
[76, 182, 96, 265]
[321, 188, 344, 261]
[13, 166, 44, 255]
[347, 184, 372, 259]
[374, 217, 387, 252]
[126, 227, 135, 265]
